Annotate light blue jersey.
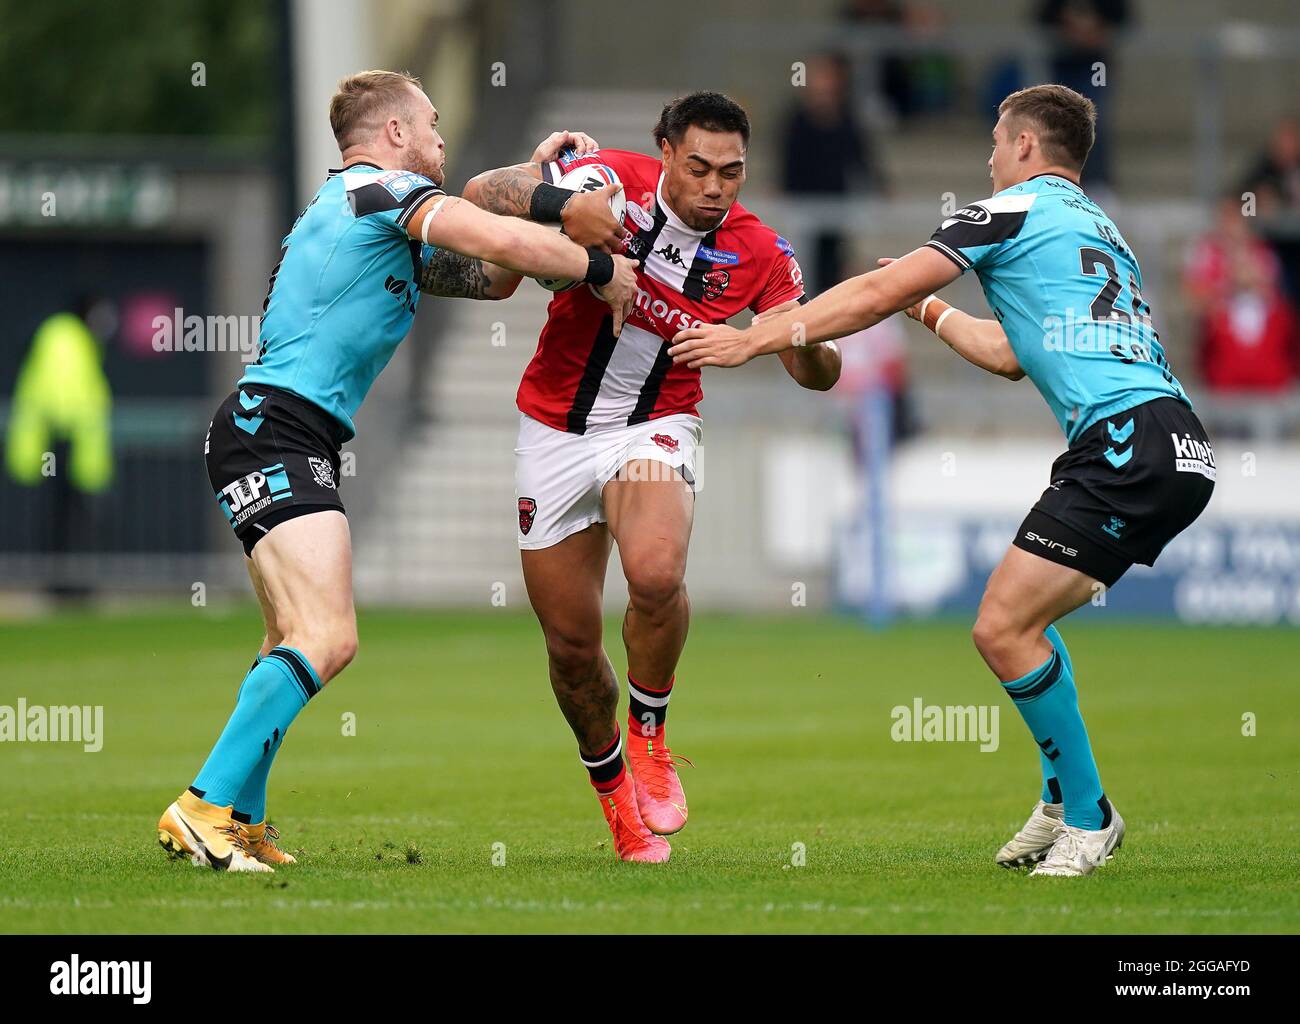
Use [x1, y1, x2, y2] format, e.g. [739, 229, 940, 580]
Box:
[240, 162, 443, 441]
[926, 174, 1187, 443]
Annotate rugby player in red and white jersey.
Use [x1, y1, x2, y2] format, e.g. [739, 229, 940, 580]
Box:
[463, 93, 841, 861]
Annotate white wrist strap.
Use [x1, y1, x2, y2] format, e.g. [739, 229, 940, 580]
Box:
[420, 196, 449, 244]
[918, 295, 937, 323]
[933, 307, 956, 341]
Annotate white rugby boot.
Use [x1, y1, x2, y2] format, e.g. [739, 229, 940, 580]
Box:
[1030, 805, 1125, 877]
[996, 800, 1064, 868]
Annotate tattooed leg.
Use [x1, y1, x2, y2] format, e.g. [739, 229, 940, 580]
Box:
[521, 524, 618, 755]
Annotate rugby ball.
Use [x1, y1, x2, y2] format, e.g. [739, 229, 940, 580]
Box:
[535, 163, 627, 292]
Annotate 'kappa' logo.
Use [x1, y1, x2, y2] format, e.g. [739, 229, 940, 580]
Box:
[518, 497, 537, 535]
[656, 243, 686, 267]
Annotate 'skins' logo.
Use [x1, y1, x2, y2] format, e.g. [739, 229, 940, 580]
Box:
[651, 434, 680, 454]
[518, 496, 537, 535]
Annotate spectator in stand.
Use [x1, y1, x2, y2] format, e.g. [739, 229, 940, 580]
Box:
[1242, 117, 1300, 215]
[782, 52, 885, 293]
[1036, 0, 1130, 188]
[1241, 118, 1300, 305]
[840, 0, 955, 122]
[1183, 195, 1298, 395]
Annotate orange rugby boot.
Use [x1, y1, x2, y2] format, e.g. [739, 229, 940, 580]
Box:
[627, 726, 692, 835]
[597, 776, 671, 863]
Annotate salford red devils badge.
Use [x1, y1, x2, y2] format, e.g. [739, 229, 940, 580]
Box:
[518, 496, 537, 535]
[651, 434, 680, 454]
[702, 268, 730, 300]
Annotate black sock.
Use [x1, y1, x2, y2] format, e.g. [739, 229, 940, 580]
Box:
[628, 674, 673, 738]
[580, 727, 625, 795]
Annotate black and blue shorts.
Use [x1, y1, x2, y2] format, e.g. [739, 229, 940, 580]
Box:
[204, 385, 346, 557]
[1013, 397, 1216, 586]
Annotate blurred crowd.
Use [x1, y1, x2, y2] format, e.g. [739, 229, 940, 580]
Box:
[777, 1, 1299, 440]
[1183, 118, 1300, 406]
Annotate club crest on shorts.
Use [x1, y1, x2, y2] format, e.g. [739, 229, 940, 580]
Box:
[308, 457, 336, 489]
[651, 433, 680, 454]
[518, 496, 537, 535]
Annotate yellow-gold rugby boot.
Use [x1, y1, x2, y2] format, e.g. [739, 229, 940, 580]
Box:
[157, 790, 273, 873]
[237, 821, 298, 865]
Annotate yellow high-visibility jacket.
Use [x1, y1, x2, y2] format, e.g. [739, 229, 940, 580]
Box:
[6, 312, 113, 493]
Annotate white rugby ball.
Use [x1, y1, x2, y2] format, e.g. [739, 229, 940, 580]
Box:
[536, 163, 627, 292]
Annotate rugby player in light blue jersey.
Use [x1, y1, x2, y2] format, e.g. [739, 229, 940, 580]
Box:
[668, 84, 1215, 878]
[158, 70, 637, 872]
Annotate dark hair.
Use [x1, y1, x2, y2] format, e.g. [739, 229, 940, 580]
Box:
[998, 84, 1096, 171]
[653, 91, 751, 149]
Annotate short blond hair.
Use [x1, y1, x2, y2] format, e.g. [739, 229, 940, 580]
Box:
[329, 70, 423, 149]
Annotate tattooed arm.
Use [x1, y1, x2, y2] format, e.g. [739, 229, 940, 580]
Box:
[463, 163, 545, 217]
[462, 130, 626, 252]
[418, 247, 521, 300]
[463, 130, 595, 214]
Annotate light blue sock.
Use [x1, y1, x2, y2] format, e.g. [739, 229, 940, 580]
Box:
[191, 647, 320, 809]
[231, 653, 283, 824]
[1037, 625, 1073, 805]
[1001, 635, 1110, 830]
[233, 731, 282, 824]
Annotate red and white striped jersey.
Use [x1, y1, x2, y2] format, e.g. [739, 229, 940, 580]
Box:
[516, 149, 805, 434]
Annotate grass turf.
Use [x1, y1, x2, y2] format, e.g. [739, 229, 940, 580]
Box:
[0, 608, 1296, 934]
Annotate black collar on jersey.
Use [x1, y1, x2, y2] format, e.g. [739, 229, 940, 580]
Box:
[328, 160, 382, 176]
[1026, 171, 1087, 196]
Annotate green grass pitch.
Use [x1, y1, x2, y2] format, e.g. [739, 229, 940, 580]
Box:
[1, 608, 1296, 934]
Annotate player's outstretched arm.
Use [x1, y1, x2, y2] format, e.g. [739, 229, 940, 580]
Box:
[462, 130, 626, 252]
[669, 246, 961, 369]
[753, 299, 842, 391]
[876, 258, 1023, 380]
[407, 194, 637, 334]
[906, 295, 1024, 380]
[418, 248, 521, 301]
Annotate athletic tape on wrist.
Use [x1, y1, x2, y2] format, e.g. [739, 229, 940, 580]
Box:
[420, 196, 449, 245]
[921, 295, 951, 332]
[933, 307, 956, 341]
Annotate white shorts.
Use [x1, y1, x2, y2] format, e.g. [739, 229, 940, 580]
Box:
[514, 412, 703, 549]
